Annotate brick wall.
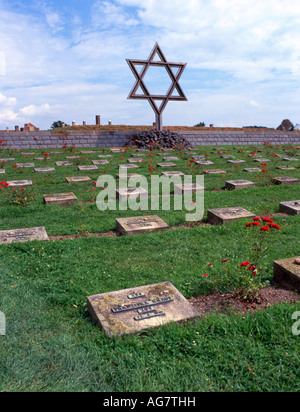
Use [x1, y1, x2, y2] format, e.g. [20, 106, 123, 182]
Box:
[0, 129, 300, 149]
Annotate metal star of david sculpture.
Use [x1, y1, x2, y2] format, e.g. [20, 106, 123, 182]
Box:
[126, 43, 187, 131]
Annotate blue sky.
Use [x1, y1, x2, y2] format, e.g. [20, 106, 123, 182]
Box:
[0, 0, 300, 130]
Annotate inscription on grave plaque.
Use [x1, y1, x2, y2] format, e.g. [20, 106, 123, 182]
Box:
[87, 281, 200, 337]
[0, 227, 49, 244]
[157, 163, 177, 168]
[279, 200, 300, 215]
[116, 215, 169, 235]
[272, 176, 300, 185]
[43, 192, 78, 206]
[7, 180, 32, 188]
[66, 176, 91, 184]
[207, 207, 255, 225]
[273, 257, 300, 292]
[78, 165, 98, 171]
[16, 163, 35, 168]
[35, 168, 55, 173]
[225, 180, 255, 190]
[56, 161, 73, 166]
[92, 160, 109, 165]
[0, 170, 5, 174]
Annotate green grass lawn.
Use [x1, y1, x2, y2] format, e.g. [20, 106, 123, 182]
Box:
[0, 143, 299, 392]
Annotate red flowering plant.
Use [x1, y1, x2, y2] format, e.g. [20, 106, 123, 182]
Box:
[5, 185, 36, 207]
[237, 215, 281, 300]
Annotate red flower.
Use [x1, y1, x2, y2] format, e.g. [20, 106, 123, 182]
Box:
[270, 223, 280, 230]
[241, 261, 251, 267]
[222, 259, 229, 263]
[260, 226, 270, 232]
[253, 217, 260, 221]
[204, 274, 209, 277]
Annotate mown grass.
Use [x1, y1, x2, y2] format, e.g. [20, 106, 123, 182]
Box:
[0, 143, 299, 392]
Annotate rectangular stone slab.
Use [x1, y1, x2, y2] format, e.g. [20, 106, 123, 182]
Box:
[7, 180, 33, 188]
[127, 158, 144, 163]
[279, 200, 300, 215]
[119, 164, 139, 169]
[203, 169, 226, 174]
[116, 215, 169, 235]
[16, 163, 35, 168]
[87, 281, 200, 337]
[43, 192, 78, 206]
[34, 167, 56, 173]
[55, 161, 73, 166]
[243, 168, 262, 172]
[225, 180, 255, 190]
[276, 166, 296, 170]
[0, 169, 5, 174]
[78, 165, 98, 171]
[272, 176, 300, 185]
[273, 257, 300, 292]
[0, 158, 15, 162]
[195, 161, 214, 166]
[66, 176, 91, 183]
[116, 173, 141, 179]
[0, 227, 49, 244]
[228, 160, 246, 164]
[163, 157, 179, 161]
[116, 187, 148, 201]
[161, 171, 185, 177]
[92, 160, 110, 165]
[174, 183, 205, 194]
[207, 207, 255, 225]
[157, 163, 177, 168]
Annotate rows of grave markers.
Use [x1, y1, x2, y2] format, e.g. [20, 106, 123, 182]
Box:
[0, 145, 299, 336]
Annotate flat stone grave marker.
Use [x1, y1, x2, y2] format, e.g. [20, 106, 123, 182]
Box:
[283, 157, 298, 161]
[203, 169, 226, 174]
[228, 160, 246, 164]
[0, 169, 5, 174]
[43, 192, 78, 206]
[66, 176, 91, 184]
[127, 158, 144, 163]
[116, 173, 141, 179]
[34, 167, 55, 173]
[119, 164, 139, 170]
[66, 156, 81, 160]
[157, 152, 172, 156]
[136, 149, 149, 152]
[7, 180, 33, 188]
[174, 183, 205, 194]
[55, 161, 73, 166]
[87, 281, 200, 337]
[207, 207, 255, 225]
[0, 227, 49, 244]
[78, 165, 98, 171]
[92, 160, 109, 165]
[16, 163, 35, 168]
[272, 176, 300, 185]
[34, 157, 48, 161]
[221, 155, 235, 159]
[131, 154, 146, 157]
[157, 162, 177, 168]
[111, 148, 123, 153]
[163, 157, 179, 161]
[214, 147, 226, 151]
[195, 160, 214, 166]
[0, 158, 14, 162]
[81, 151, 95, 154]
[49, 151, 63, 155]
[21, 152, 35, 156]
[276, 166, 296, 170]
[116, 187, 148, 201]
[116, 215, 169, 236]
[225, 180, 255, 190]
[243, 168, 262, 172]
[253, 158, 270, 162]
[273, 257, 300, 292]
[279, 200, 300, 215]
[191, 156, 205, 160]
[161, 171, 185, 177]
[98, 155, 113, 158]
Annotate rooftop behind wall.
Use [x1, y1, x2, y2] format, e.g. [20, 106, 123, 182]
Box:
[0, 129, 300, 149]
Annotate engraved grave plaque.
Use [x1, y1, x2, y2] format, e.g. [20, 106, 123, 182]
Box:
[0, 227, 49, 244]
[273, 257, 300, 292]
[207, 207, 255, 225]
[279, 200, 300, 215]
[43, 192, 78, 206]
[87, 281, 200, 337]
[228, 160, 246, 164]
[157, 163, 177, 168]
[7, 180, 33, 188]
[272, 176, 300, 185]
[116, 187, 148, 201]
[203, 169, 226, 174]
[16, 163, 35, 168]
[161, 171, 185, 177]
[127, 158, 144, 163]
[163, 157, 179, 161]
[119, 164, 139, 170]
[243, 168, 262, 172]
[0, 170, 5, 174]
[225, 180, 255, 190]
[116, 215, 169, 235]
[174, 183, 205, 194]
[92, 160, 110, 165]
[66, 176, 91, 184]
[78, 165, 98, 171]
[276, 166, 296, 170]
[195, 160, 214, 166]
[34, 167, 55, 173]
[55, 161, 73, 166]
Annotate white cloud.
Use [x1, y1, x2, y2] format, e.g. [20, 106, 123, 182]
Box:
[19, 103, 51, 117]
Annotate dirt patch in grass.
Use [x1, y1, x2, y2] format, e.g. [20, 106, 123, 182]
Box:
[189, 285, 300, 315]
[49, 231, 118, 241]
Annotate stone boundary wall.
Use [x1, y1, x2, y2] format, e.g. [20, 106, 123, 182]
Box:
[0, 129, 300, 149]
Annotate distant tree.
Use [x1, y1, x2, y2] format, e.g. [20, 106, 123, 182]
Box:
[194, 122, 206, 127]
[51, 121, 67, 129]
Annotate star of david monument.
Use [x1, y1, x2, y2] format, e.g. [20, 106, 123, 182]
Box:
[126, 43, 187, 131]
